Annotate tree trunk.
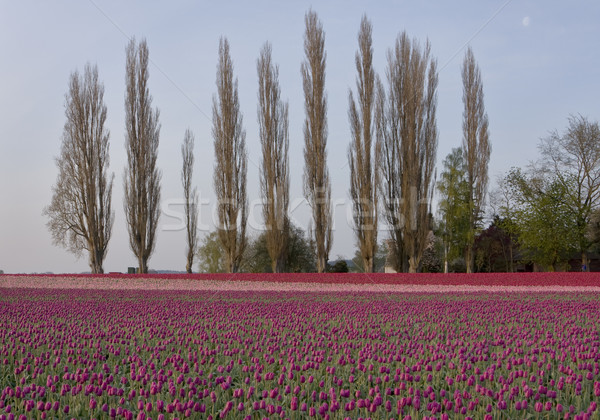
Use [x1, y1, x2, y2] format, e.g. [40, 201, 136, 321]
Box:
[408, 256, 419, 273]
[582, 251, 589, 272]
[549, 251, 557, 272]
[465, 244, 474, 273]
[138, 257, 147, 274]
[274, 256, 286, 274]
[317, 256, 328, 273]
[186, 248, 194, 273]
[363, 256, 374, 273]
[224, 253, 233, 274]
[394, 241, 408, 273]
[444, 245, 449, 274]
[91, 262, 102, 274]
[90, 249, 104, 274]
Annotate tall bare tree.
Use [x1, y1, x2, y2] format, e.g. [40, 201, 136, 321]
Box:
[302, 9, 332, 273]
[123, 38, 162, 274]
[44, 64, 114, 274]
[539, 115, 600, 270]
[379, 32, 438, 273]
[213, 37, 248, 273]
[348, 15, 380, 273]
[257, 42, 290, 273]
[462, 47, 491, 273]
[376, 77, 405, 272]
[181, 129, 198, 273]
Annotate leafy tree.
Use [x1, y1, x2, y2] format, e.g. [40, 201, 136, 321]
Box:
[285, 224, 317, 273]
[489, 174, 520, 272]
[473, 216, 517, 272]
[436, 148, 470, 273]
[328, 260, 349, 273]
[242, 224, 316, 273]
[241, 233, 272, 273]
[351, 241, 387, 273]
[587, 209, 600, 253]
[539, 115, 600, 271]
[504, 168, 578, 271]
[421, 231, 443, 273]
[197, 231, 226, 273]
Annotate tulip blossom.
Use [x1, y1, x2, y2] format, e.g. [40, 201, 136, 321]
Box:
[1, 273, 599, 418]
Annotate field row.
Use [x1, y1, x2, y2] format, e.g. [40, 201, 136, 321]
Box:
[1, 273, 600, 292]
[1, 288, 600, 419]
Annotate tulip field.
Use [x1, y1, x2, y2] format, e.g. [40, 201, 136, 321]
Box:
[1, 274, 600, 420]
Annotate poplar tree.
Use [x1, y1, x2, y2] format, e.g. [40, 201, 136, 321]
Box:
[302, 9, 332, 273]
[213, 37, 248, 273]
[45, 64, 114, 274]
[348, 15, 380, 273]
[462, 47, 491, 273]
[379, 32, 438, 272]
[123, 38, 162, 274]
[258, 42, 290, 273]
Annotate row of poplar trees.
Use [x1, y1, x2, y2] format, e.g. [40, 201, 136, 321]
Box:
[45, 10, 490, 274]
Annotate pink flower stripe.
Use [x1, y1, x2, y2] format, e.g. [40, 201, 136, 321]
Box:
[2, 274, 600, 293]
[1, 271, 600, 287]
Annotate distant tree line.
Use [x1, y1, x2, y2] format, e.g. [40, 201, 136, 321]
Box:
[44, 10, 598, 274]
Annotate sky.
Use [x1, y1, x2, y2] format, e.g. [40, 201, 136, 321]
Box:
[1, 1, 599, 274]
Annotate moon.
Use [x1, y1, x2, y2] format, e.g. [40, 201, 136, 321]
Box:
[522, 16, 530, 27]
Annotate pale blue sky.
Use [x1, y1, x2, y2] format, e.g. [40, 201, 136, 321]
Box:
[1, 1, 598, 273]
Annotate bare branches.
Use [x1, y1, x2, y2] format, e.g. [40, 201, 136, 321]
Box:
[379, 32, 438, 273]
[44, 63, 114, 274]
[462, 47, 491, 273]
[258, 42, 290, 273]
[123, 38, 162, 274]
[539, 115, 600, 270]
[348, 15, 379, 273]
[181, 129, 198, 273]
[213, 37, 248, 273]
[302, 9, 332, 273]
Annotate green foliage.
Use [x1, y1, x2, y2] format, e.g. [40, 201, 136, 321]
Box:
[241, 232, 272, 273]
[473, 216, 516, 272]
[242, 223, 317, 273]
[351, 241, 387, 273]
[436, 148, 471, 267]
[285, 224, 317, 273]
[421, 232, 443, 273]
[539, 115, 600, 265]
[196, 231, 226, 273]
[328, 260, 349, 273]
[504, 168, 579, 271]
[587, 209, 600, 253]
